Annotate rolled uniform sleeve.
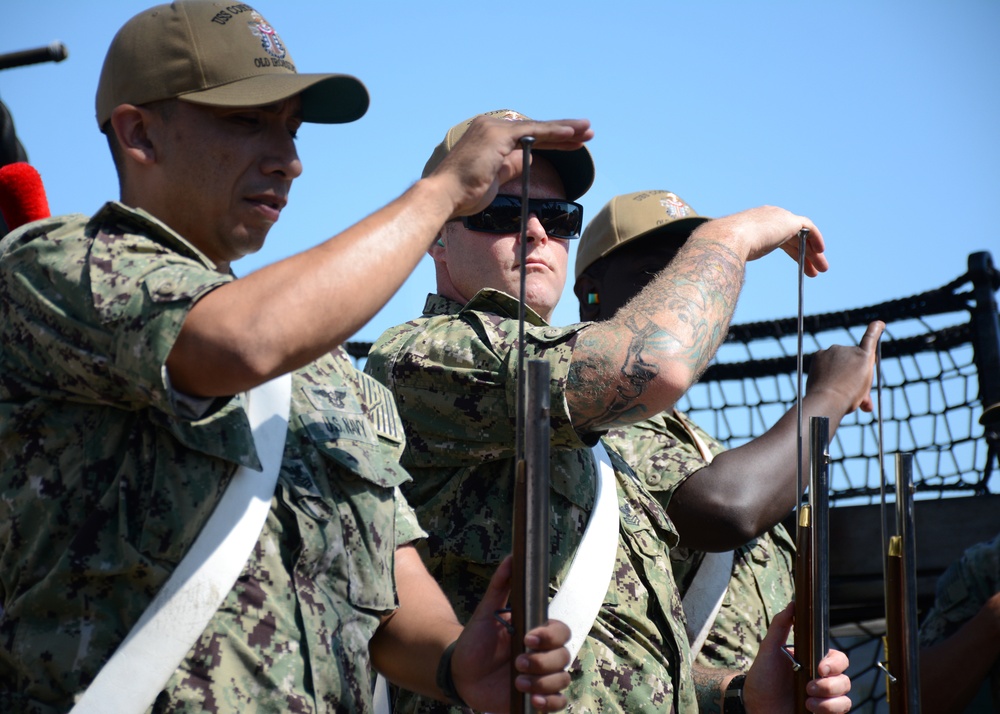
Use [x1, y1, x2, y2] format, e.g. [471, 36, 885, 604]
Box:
[0, 205, 420, 712]
[2, 204, 231, 414]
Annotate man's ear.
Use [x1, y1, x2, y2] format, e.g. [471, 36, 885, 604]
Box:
[429, 225, 450, 259]
[428, 235, 444, 257]
[573, 272, 602, 322]
[110, 104, 157, 166]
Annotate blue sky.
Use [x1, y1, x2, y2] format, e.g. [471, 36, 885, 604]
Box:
[4, 1, 998, 345]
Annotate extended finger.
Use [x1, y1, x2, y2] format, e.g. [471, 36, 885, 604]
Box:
[781, 231, 828, 277]
[529, 691, 569, 713]
[808, 672, 852, 698]
[806, 693, 853, 714]
[803, 227, 828, 275]
[516, 644, 572, 676]
[518, 118, 593, 149]
[524, 619, 571, 652]
[470, 555, 513, 618]
[516, 669, 571, 698]
[770, 601, 795, 635]
[818, 648, 850, 678]
[858, 320, 885, 354]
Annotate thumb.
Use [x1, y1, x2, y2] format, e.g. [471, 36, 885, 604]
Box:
[859, 320, 886, 354]
[470, 554, 513, 622]
[764, 601, 795, 650]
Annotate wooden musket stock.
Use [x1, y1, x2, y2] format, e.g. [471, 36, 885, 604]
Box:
[882, 452, 922, 713]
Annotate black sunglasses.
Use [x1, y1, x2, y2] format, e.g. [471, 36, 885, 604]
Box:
[461, 194, 584, 239]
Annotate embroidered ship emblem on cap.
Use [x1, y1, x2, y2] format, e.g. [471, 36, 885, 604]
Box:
[659, 193, 692, 219]
[249, 11, 287, 58]
[494, 110, 527, 121]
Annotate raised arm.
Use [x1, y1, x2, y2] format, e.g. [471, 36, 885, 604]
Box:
[669, 321, 884, 551]
[167, 116, 593, 397]
[567, 206, 828, 434]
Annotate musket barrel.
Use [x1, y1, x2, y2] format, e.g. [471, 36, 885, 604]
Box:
[792, 228, 815, 714]
[0, 42, 68, 71]
[524, 360, 551, 629]
[811, 416, 831, 673]
[511, 136, 549, 714]
[896, 452, 922, 712]
[510, 360, 551, 714]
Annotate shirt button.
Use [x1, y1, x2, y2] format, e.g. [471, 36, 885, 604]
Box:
[646, 473, 661, 486]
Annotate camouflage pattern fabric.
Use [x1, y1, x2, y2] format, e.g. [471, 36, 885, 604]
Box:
[918, 532, 1000, 710]
[366, 290, 696, 714]
[605, 410, 796, 671]
[0, 203, 424, 713]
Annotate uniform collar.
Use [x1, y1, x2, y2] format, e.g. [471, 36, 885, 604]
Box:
[423, 288, 549, 326]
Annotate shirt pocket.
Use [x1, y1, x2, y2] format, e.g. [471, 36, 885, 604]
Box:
[295, 385, 411, 613]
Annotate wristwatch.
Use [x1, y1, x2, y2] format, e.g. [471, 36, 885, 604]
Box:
[436, 640, 468, 707]
[723, 673, 747, 714]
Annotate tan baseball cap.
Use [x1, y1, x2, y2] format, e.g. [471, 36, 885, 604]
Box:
[421, 109, 595, 202]
[574, 190, 710, 279]
[96, 2, 369, 128]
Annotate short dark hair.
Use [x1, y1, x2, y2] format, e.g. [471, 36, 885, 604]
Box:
[102, 99, 177, 186]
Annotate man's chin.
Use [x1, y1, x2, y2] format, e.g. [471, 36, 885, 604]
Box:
[524, 291, 559, 322]
[234, 227, 271, 259]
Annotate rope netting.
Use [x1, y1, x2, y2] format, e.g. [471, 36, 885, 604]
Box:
[679, 313, 991, 503]
[345, 251, 1000, 713]
[673, 252, 999, 712]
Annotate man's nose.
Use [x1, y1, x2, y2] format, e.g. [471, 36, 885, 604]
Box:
[262, 131, 303, 180]
[520, 213, 548, 244]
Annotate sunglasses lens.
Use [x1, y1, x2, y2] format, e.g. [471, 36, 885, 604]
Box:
[466, 195, 521, 232]
[536, 201, 582, 238]
[463, 196, 583, 238]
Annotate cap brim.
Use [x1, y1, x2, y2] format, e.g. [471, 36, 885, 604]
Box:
[638, 216, 711, 243]
[536, 146, 595, 202]
[179, 73, 369, 124]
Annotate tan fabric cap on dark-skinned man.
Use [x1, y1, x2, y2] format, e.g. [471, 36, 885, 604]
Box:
[422, 109, 595, 202]
[575, 189, 710, 279]
[96, 1, 369, 129]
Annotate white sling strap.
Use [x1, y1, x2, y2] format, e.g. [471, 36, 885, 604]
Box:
[682, 550, 734, 657]
[72, 374, 293, 714]
[373, 442, 619, 714]
[373, 442, 620, 714]
[373, 673, 392, 714]
[673, 410, 734, 659]
[548, 441, 621, 665]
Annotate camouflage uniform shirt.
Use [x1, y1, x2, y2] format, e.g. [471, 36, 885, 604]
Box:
[605, 410, 796, 671]
[366, 291, 696, 714]
[918, 532, 1000, 711]
[0, 204, 424, 714]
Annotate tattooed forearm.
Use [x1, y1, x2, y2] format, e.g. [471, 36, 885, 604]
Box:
[693, 665, 733, 714]
[571, 314, 661, 430]
[612, 315, 659, 400]
[568, 236, 746, 432]
[630, 237, 745, 369]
